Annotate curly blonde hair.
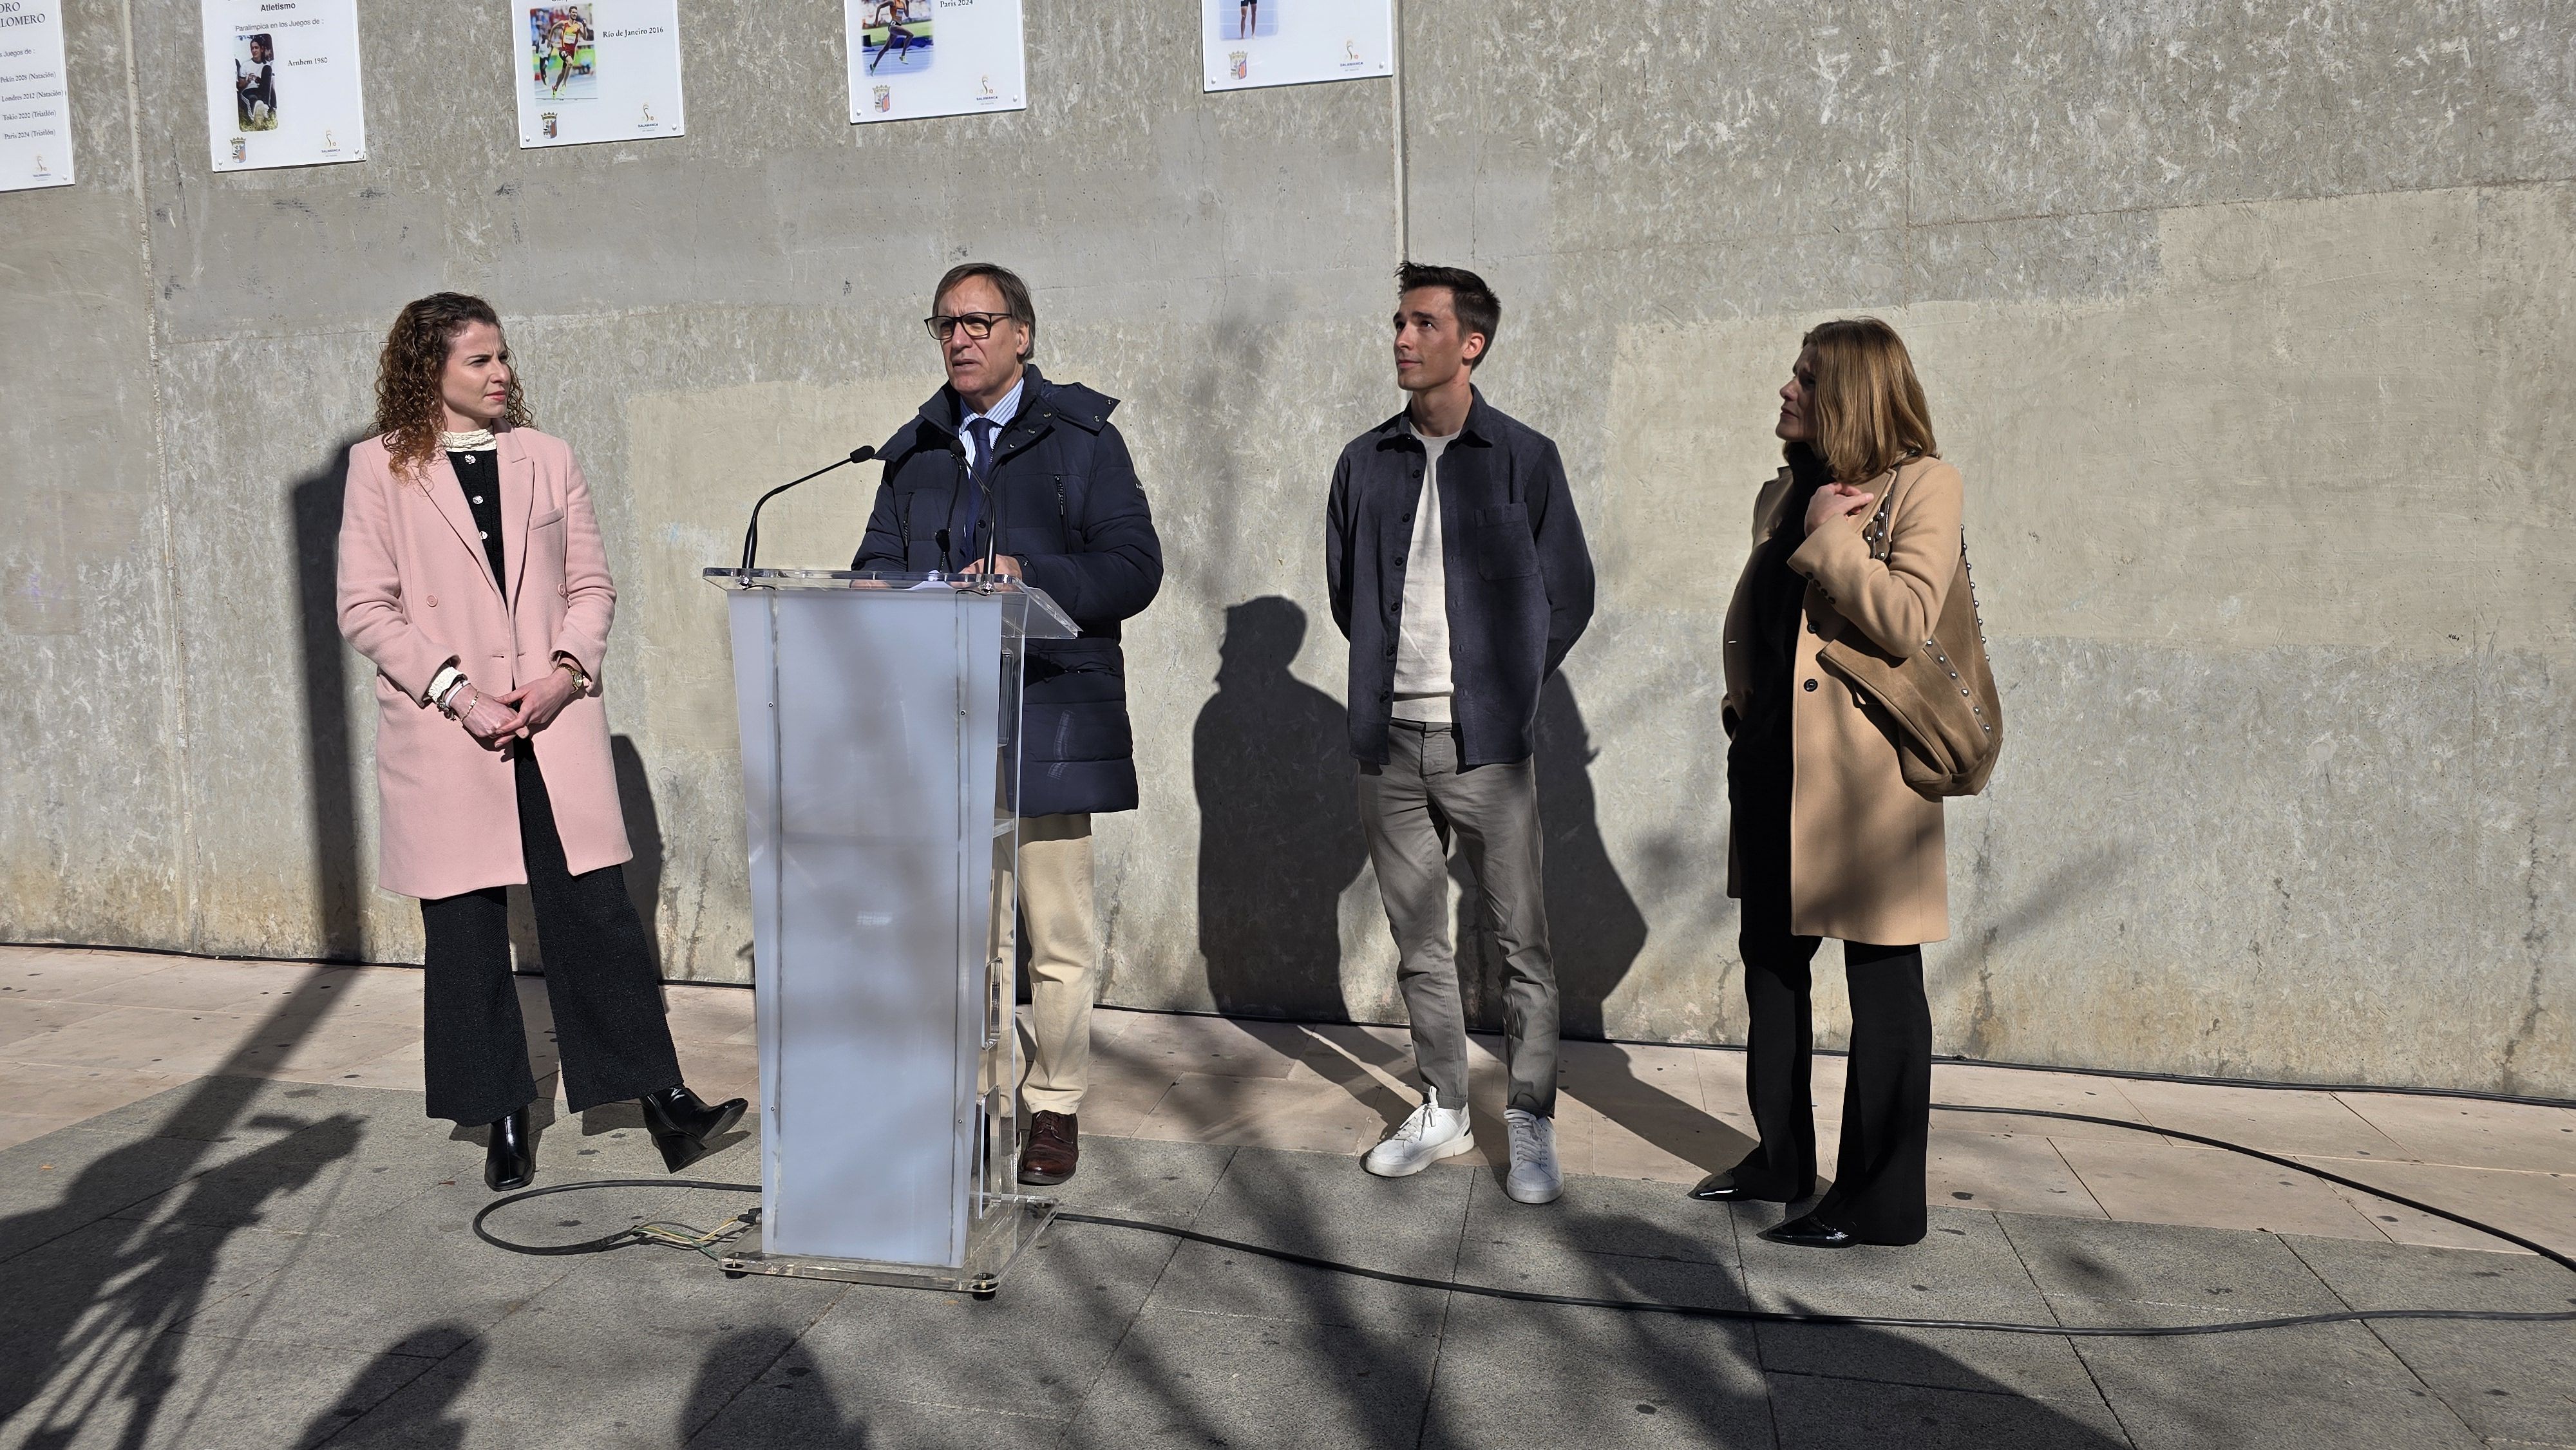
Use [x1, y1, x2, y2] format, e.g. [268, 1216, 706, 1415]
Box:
[373, 293, 532, 478]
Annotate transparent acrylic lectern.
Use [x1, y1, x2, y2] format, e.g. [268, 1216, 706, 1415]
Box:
[702, 568, 1077, 1294]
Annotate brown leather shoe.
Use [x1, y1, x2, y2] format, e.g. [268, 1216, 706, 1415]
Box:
[1018, 1110, 1079, 1186]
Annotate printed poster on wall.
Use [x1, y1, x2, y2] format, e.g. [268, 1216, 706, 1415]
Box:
[1202, 0, 1392, 92]
[200, 0, 366, 171]
[845, 0, 1024, 124]
[0, 0, 75, 192]
[515, 1, 685, 149]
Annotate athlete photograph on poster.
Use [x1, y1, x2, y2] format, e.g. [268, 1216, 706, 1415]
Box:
[529, 6, 598, 100]
[234, 32, 278, 131]
[1228, 0, 1277, 39]
[860, 0, 932, 76]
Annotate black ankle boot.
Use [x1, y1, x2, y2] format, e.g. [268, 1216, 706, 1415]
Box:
[485, 1106, 536, 1192]
[639, 1085, 748, 1173]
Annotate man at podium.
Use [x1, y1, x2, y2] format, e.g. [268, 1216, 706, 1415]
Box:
[850, 262, 1164, 1188]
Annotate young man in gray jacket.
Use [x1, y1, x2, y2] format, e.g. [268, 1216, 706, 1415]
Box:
[1323, 263, 1596, 1203]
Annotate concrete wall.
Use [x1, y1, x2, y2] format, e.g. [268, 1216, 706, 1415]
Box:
[5, 0, 2569, 1095]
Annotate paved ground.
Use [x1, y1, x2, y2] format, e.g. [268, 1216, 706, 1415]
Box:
[1, 946, 2572, 1447]
[5, 946, 2571, 1254]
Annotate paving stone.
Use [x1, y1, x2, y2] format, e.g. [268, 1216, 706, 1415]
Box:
[2361, 1318, 2576, 1446]
[1459, 1158, 1738, 1266]
[0, 1127, 222, 1263]
[1739, 1207, 2052, 1321]
[0, 1218, 312, 1432]
[1189, 1143, 1472, 1270]
[70, 1075, 379, 1146]
[1765, 1368, 2130, 1449]
[2001, 1213, 2346, 1311]
[1752, 1319, 2103, 1405]
[0, 1328, 441, 1450]
[1423, 1295, 1772, 1449]
[1144, 1146, 1470, 1333]
[1047, 1134, 1235, 1225]
[2064, 1310, 2485, 1450]
[176, 1184, 602, 1357]
[319, 1250, 845, 1449]
[683, 1330, 1070, 1450]
[2282, 1234, 2576, 1313]
[1063, 1304, 1436, 1450]
[1450, 1230, 1749, 1312]
[779, 1219, 1168, 1420]
[107, 1111, 397, 1234]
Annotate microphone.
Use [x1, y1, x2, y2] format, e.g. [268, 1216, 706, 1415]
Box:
[738, 446, 876, 576]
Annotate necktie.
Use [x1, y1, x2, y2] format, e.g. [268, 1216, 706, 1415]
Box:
[961, 417, 997, 567]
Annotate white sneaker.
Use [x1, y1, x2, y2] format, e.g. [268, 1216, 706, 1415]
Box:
[1363, 1094, 1473, 1178]
[1504, 1108, 1562, 1204]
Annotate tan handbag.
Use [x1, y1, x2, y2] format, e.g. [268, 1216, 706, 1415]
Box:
[1815, 463, 2003, 799]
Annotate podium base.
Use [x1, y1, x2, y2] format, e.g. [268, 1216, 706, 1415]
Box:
[719, 1193, 1057, 1297]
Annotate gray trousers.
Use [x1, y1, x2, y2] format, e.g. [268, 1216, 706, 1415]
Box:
[1357, 720, 1560, 1116]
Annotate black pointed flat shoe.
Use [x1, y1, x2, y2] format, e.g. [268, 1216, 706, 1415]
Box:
[1759, 1212, 1858, 1249]
[1688, 1167, 1810, 1203]
[485, 1106, 536, 1192]
[639, 1084, 748, 1173]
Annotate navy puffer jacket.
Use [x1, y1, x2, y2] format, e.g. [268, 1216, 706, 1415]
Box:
[851, 367, 1163, 818]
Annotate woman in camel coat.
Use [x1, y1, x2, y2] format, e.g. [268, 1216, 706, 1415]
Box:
[337, 292, 742, 1191]
[1694, 317, 1962, 1248]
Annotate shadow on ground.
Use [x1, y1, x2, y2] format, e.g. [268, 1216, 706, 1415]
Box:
[8, 1082, 2561, 1447]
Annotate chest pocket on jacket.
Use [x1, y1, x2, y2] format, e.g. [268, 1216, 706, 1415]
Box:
[1472, 502, 1539, 579]
[1003, 473, 1080, 559]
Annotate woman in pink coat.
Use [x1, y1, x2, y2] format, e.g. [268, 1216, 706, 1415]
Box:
[337, 292, 743, 1191]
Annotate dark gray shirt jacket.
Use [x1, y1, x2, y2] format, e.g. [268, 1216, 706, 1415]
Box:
[1325, 388, 1596, 764]
[851, 366, 1164, 818]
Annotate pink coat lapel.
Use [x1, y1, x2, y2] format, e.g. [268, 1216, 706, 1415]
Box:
[498, 429, 536, 607]
[420, 452, 500, 598]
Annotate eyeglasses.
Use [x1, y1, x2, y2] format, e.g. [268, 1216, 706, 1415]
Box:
[924, 312, 1014, 341]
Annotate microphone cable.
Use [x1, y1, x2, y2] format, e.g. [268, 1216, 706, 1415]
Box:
[469, 1101, 2576, 1339]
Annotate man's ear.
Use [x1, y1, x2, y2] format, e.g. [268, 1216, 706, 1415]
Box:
[1461, 330, 1488, 366]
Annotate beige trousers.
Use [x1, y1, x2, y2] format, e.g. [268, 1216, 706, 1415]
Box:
[1016, 813, 1098, 1115]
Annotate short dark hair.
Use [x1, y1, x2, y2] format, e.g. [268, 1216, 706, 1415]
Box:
[1396, 261, 1501, 368]
[933, 261, 1037, 362]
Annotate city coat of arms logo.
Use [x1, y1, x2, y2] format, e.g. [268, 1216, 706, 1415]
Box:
[541, 111, 560, 138]
[229, 135, 246, 162]
[1228, 50, 1247, 80]
[873, 84, 892, 113]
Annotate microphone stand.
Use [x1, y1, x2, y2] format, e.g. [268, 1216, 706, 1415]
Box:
[738, 446, 876, 578]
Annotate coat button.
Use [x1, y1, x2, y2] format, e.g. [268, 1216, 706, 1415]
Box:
[1803, 679, 1818, 692]
[426, 595, 439, 607]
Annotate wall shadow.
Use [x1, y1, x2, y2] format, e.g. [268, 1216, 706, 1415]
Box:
[612, 735, 667, 967]
[289, 435, 372, 961]
[1192, 598, 1368, 1019]
[1439, 675, 1723, 1172]
[1452, 674, 1651, 1035]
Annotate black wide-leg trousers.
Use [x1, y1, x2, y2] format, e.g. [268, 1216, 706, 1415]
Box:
[417, 749, 683, 1127]
[1730, 755, 1933, 1246]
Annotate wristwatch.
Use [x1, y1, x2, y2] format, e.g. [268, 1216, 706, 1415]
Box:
[553, 654, 594, 695]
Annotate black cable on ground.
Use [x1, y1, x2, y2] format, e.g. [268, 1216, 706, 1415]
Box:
[470, 1109, 2576, 1338]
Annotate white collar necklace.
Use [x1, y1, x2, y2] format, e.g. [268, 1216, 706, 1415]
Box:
[440, 427, 498, 452]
